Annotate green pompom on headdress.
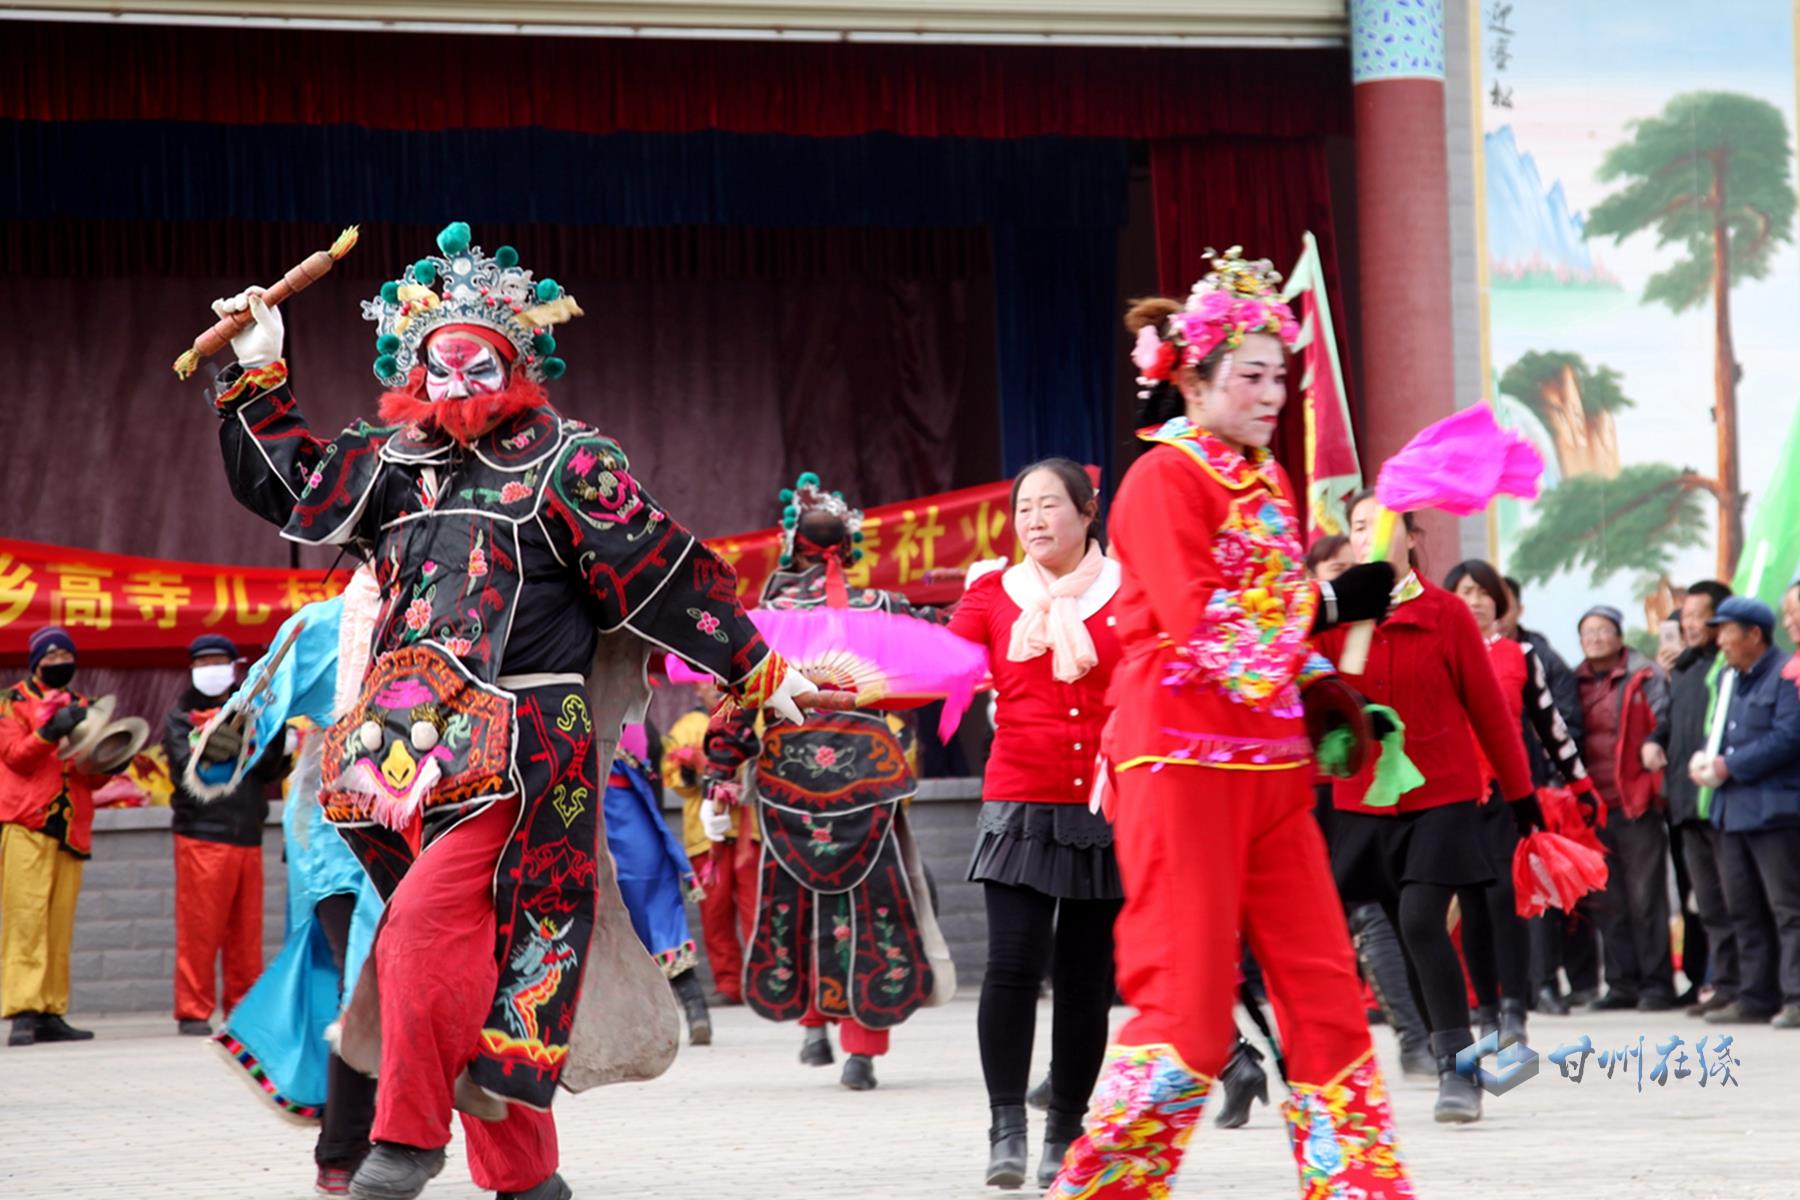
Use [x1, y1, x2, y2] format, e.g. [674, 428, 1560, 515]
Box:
[776, 470, 864, 568]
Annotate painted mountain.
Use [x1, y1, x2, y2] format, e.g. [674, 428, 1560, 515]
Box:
[1485, 126, 1615, 285]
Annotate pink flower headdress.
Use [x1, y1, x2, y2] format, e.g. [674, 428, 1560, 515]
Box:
[1132, 246, 1300, 397]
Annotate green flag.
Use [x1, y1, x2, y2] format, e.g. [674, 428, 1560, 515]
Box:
[1732, 393, 1800, 628]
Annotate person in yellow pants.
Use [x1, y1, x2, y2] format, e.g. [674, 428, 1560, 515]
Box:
[1, 627, 106, 1046]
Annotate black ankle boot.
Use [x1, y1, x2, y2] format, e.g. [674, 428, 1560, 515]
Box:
[1213, 1039, 1269, 1129]
[799, 1024, 833, 1066]
[1428, 1030, 1482, 1124]
[1498, 998, 1528, 1048]
[348, 1142, 446, 1200]
[670, 969, 712, 1046]
[986, 1104, 1028, 1189]
[8, 1013, 38, 1047]
[1037, 1108, 1084, 1188]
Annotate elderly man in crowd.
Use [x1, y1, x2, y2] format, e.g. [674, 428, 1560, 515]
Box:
[1694, 595, 1800, 1029]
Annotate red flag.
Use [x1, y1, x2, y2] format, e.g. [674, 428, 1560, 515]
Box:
[1282, 232, 1362, 544]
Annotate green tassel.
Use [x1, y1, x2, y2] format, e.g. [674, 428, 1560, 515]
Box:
[436, 221, 472, 257]
[373, 354, 399, 380]
[852, 530, 864, 543]
[495, 245, 519, 268]
[782, 514, 797, 529]
[540, 357, 567, 380]
[851, 549, 865, 562]
[379, 281, 400, 304]
[779, 488, 795, 503]
[1361, 704, 1424, 807]
[535, 278, 561, 302]
[376, 333, 401, 355]
[1314, 726, 1355, 779]
[412, 259, 438, 286]
[532, 332, 556, 356]
[798, 471, 821, 488]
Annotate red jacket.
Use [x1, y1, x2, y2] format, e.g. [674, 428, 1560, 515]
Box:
[1105, 430, 1327, 776]
[1576, 650, 1666, 818]
[948, 562, 1122, 803]
[0, 680, 102, 855]
[1315, 583, 1532, 815]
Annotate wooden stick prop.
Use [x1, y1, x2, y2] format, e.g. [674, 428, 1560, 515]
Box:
[172, 226, 360, 378]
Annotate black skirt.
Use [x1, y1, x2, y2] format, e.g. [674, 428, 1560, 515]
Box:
[967, 800, 1123, 901]
[1330, 799, 1495, 901]
[1473, 787, 1520, 876]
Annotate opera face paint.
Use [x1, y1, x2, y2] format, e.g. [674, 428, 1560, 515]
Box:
[425, 333, 507, 403]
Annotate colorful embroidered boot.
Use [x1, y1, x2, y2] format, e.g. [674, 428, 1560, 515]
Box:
[1047, 1043, 1211, 1200]
[1283, 1051, 1415, 1200]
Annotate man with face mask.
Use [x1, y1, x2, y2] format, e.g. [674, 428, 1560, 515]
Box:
[163, 633, 289, 1037]
[1, 627, 107, 1046]
[193, 223, 813, 1200]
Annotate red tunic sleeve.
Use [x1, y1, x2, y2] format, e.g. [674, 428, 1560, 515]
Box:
[947, 570, 998, 649]
[1447, 599, 1533, 801]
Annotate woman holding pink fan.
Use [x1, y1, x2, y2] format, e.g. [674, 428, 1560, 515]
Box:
[948, 457, 1125, 1190]
[1047, 250, 1410, 1200]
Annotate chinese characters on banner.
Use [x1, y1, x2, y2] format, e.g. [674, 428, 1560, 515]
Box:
[2, 470, 1080, 660]
[1546, 1034, 1741, 1090]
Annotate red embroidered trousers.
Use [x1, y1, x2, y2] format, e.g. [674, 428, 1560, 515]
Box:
[172, 835, 262, 1022]
[1112, 765, 1371, 1082]
[370, 799, 557, 1194]
[692, 834, 758, 1002]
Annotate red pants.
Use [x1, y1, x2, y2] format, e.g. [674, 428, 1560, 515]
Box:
[693, 836, 758, 1002]
[369, 800, 557, 1194]
[1113, 765, 1370, 1084]
[173, 835, 262, 1022]
[800, 1001, 890, 1056]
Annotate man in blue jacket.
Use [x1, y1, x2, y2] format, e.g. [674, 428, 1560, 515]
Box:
[1694, 596, 1800, 1029]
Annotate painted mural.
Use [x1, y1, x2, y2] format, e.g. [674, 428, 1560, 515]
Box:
[1476, 0, 1800, 658]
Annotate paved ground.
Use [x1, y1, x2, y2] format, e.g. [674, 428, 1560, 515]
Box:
[0, 999, 1791, 1199]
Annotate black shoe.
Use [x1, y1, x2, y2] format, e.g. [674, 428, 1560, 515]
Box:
[1534, 985, 1569, 1016]
[498, 1172, 573, 1200]
[1637, 992, 1675, 1013]
[799, 1025, 833, 1067]
[348, 1143, 447, 1200]
[1471, 1005, 1498, 1042]
[1674, 986, 1700, 1008]
[1429, 1030, 1481, 1124]
[1564, 987, 1598, 1008]
[34, 1014, 93, 1042]
[1687, 990, 1732, 1017]
[985, 1104, 1028, 1189]
[1498, 999, 1527, 1049]
[1038, 1108, 1084, 1189]
[178, 1018, 214, 1037]
[1588, 990, 1638, 1012]
[1399, 1039, 1437, 1081]
[841, 1053, 878, 1091]
[671, 971, 712, 1046]
[1213, 1039, 1268, 1129]
[7, 1014, 38, 1047]
[1703, 1001, 1776, 1024]
[1025, 1073, 1053, 1111]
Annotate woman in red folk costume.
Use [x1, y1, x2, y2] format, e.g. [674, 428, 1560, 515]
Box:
[1441, 559, 1592, 1051]
[1314, 497, 1536, 1127]
[1050, 250, 1409, 1200]
[194, 223, 815, 1200]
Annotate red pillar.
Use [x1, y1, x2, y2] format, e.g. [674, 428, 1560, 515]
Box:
[1351, 1, 1459, 570]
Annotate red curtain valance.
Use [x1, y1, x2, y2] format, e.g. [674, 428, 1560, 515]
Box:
[0, 22, 1348, 140]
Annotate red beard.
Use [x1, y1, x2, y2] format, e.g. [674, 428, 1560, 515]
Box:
[378, 369, 549, 444]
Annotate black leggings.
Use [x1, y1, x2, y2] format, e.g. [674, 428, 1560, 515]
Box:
[1382, 883, 1473, 1038]
[1460, 879, 1530, 1007]
[978, 882, 1122, 1113]
[315, 892, 378, 1168]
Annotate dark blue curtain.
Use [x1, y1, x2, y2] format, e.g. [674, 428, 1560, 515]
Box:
[6, 120, 1128, 479]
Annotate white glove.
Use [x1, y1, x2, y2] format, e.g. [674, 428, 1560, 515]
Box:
[212, 287, 285, 369]
[765, 668, 818, 727]
[699, 797, 733, 842]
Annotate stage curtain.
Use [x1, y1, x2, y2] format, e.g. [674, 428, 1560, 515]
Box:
[1148, 135, 1355, 500]
[5, 222, 996, 569]
[0, 23, 1349, 141]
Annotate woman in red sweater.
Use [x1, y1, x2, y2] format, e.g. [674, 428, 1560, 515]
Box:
[950, 457, 1125, 1190]
[1443, 559, 1591, 1053]
[1315, 497, 1539, 1125]
[1049, 253, 1409, 1200]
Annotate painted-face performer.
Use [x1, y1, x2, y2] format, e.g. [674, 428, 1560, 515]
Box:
[1048, 250, 1412, 1199]
[701, 474, 956, 1092]
[196, 223, 814, 1200]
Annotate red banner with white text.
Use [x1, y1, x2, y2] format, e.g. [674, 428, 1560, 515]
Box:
[1, 474, 1054, 664]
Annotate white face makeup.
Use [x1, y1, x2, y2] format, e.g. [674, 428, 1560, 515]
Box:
[1183, 331, 1288, 452]
[424, 333, 507, 403]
